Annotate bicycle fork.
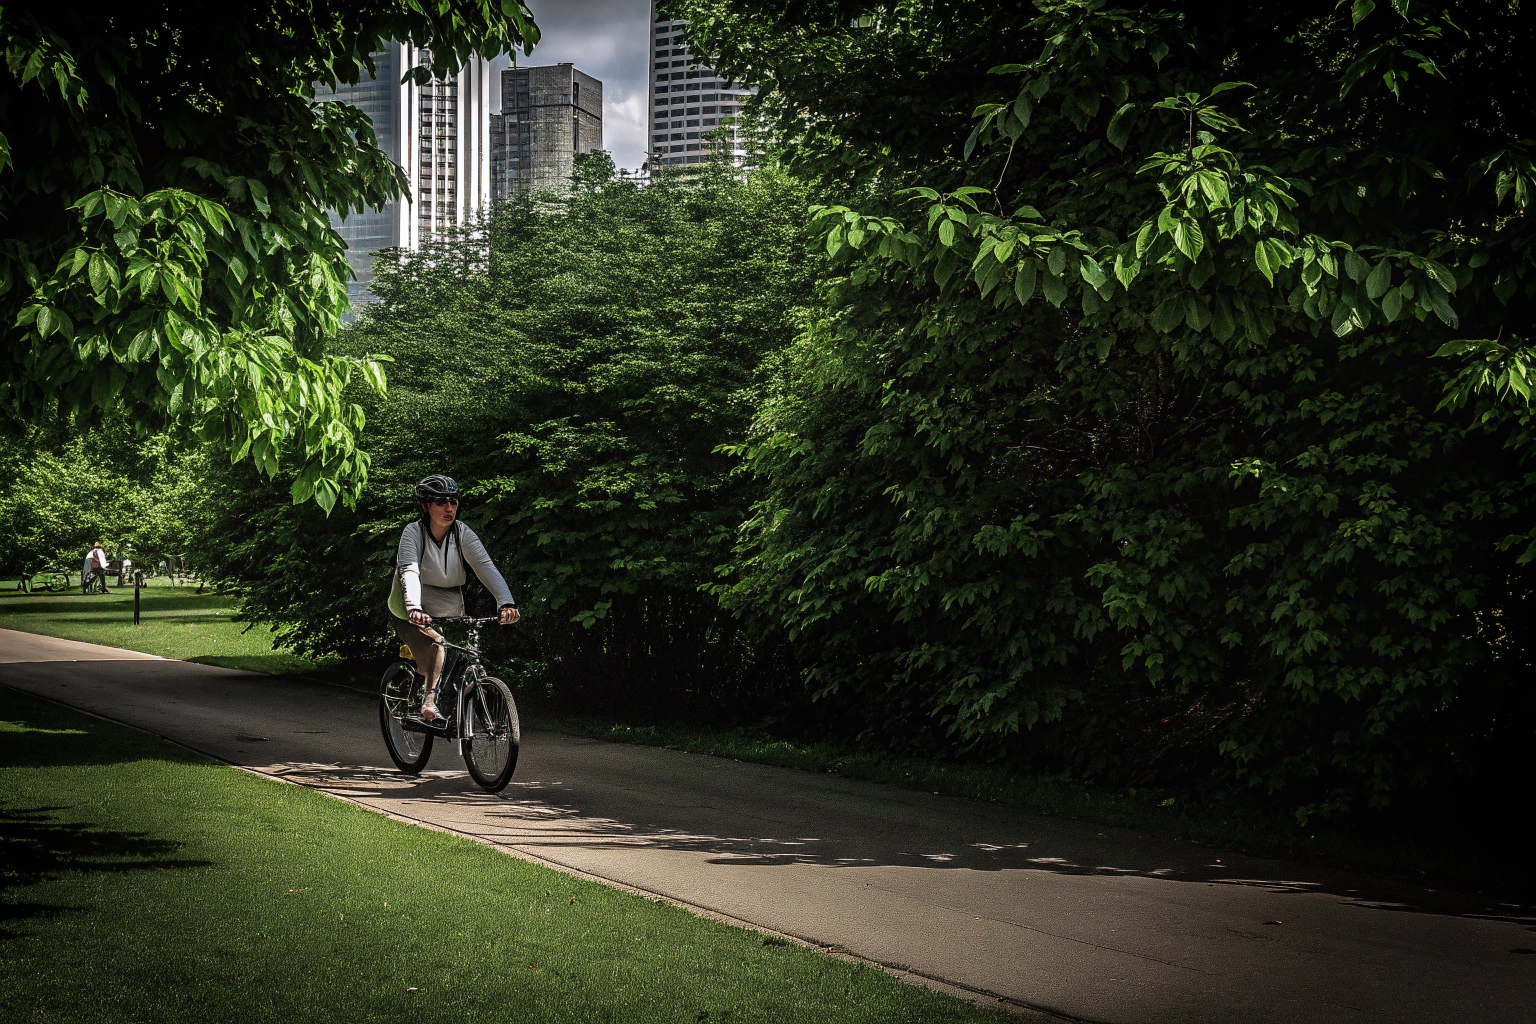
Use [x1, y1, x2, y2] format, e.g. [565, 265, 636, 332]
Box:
[455, 666, 482, 759]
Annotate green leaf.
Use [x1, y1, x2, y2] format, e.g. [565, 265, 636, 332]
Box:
[1210, 297, 1236, 341]
[1494, 272, 1518, 305]
[935, 248, 959, 287]
[290, 464, 320, 504]
[1106, 103, 1136, 150]
[1150, 295, 1184, 332]
[1365, 259, 1391, 299]
[963, 110, 996, 161]
[1382, 287, 1403, 321]
[1079, 256, 1108, 291]
[826, 223, 845, 257]
[1424, 260, 1458, 294]
[313, 478, 339, 516]
[1188, 255, 1215, 290]
[1135, 220, 1156, 258]
[1040, 270, 1067, 307]
[1047, 246, 1067, 277]
[1429, 290, 1458, 328]
[1172, 218, 1204, 262]
[1012, 94, 1033, 130]
[1331, 300, 1355, 336]
[88, 252, 110, 294]
[1014, 261, 1038, 305]
[938, 219, 956, 247]
[1254, 239, 1276, 284]
[1344, 251, 1369, 283]
[1113, 251, 1141, 289]
[1185, 294, 1212, 331]
[1352, 0, 1376, 23]
[362, 358, 389, 395]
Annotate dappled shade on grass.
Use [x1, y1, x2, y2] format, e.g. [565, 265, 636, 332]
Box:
[0, 690, 1001, 1023]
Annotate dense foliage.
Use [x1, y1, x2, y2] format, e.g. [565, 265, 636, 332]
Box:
[679, 0, 1536, 815]
[0, 2, 536, 509]
[15, 0, 1532, 823]
[0, 426, 202, 580]
[194, 158, 819, 712]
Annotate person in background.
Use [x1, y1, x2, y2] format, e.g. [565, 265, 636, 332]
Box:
[82, 542, 109, 595]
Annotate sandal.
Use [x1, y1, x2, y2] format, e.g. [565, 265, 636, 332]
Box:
[420, 688, 444, 722]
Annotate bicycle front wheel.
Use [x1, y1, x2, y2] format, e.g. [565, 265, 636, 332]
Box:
[379, 660, 433, 774]
[463, 676, 519, 792]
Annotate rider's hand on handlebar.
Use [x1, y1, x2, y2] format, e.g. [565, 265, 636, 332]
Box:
[499, 605, 520, 626]
[409, 609, 432, 626]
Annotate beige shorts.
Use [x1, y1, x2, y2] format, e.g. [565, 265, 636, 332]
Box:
[392, 616, 443, 650]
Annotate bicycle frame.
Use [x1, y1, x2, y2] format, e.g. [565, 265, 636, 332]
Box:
[420, 616, 499, 755]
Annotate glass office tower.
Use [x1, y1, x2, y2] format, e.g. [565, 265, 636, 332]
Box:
[315, 43, 505, 307]
[490, 64, 604, 198]
[315, 47, 401, 307]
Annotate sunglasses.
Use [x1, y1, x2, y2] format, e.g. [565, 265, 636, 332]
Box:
[430, 496, 460, 507]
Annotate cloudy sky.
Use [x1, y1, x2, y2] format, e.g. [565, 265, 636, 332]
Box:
[516, 0, 654, 173]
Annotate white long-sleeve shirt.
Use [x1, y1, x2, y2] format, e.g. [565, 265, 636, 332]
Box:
[82, 547, 108, 577]
[391, 519, 515, 619]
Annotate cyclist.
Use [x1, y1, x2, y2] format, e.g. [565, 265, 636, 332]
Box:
[388, 475, 519, 722]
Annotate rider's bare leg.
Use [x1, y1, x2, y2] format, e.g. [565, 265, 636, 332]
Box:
[399, 624, 445, 721]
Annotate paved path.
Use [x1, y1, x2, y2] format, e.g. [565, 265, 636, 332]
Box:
[1, 628, 1531, 1023]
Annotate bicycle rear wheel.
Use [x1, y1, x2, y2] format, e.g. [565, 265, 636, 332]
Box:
[379, 660, 433, 774]
[463, 676, 519, 792]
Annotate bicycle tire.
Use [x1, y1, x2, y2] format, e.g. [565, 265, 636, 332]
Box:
[379, 660, 433, 774]
[462, 675, 519, 792]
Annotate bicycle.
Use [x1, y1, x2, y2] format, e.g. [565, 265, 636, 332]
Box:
[22, 570, 70, 593]
[378, 616, 521, 792]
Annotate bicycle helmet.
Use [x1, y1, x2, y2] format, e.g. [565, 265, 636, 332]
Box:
[414, 474, 460, 502]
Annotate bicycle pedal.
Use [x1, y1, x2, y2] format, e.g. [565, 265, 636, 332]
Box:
[405, 714, 452, 734]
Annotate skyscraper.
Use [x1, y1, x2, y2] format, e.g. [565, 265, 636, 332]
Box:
[315, 43, 506, 306]
[489, 64, 604, 199]
[647, 12, 756, 168]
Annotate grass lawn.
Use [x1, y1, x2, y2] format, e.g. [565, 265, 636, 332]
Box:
[0, 688, 998, 1023]
[0, 578, 332, 675]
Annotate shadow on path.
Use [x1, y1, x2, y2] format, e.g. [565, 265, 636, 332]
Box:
[276, 761, 1536, 929]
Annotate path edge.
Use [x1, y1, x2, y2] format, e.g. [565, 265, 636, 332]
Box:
[0, 679, 1083, 1022]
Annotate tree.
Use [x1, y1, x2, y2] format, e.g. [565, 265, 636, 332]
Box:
[193, 156, 820, 718]
[0, 2, 538, 510]
[0, 424, 201, 582]
[685, 0, 1536, 814]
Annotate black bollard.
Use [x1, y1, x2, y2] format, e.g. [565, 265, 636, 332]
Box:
[133, 572, 141, 625]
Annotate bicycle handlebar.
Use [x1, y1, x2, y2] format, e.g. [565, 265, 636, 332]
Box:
[429, 615, 507, 626]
